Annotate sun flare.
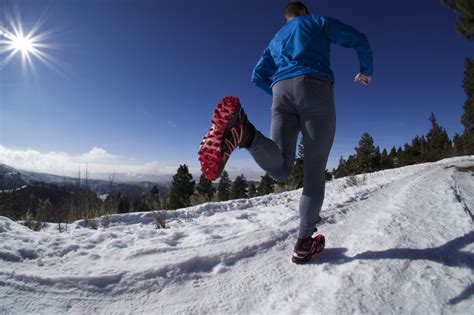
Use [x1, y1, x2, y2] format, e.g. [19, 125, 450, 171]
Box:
[0, 12, 60, 74]
[11, 33, 34, 56]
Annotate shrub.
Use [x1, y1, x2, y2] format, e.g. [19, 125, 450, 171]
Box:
[153, 210, 169, 229]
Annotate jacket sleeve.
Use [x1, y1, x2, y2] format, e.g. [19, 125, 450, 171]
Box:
[251, 47, 277, 95]
[324, 17, 373, 76]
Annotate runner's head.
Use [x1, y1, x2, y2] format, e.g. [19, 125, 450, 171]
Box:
[284, 2, 309, 21]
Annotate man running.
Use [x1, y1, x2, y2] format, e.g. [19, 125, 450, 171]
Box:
[198, 1, 373, 264]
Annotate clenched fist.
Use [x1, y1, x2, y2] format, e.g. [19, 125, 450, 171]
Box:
[354, 73, 372, 85]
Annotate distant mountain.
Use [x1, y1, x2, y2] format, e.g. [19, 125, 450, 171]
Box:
[0, 164, 170, 197]
[0, 164, 28, 189]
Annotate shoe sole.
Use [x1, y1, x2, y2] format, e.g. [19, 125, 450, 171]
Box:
[291, 234, 325, 264]
[198, 96, 241, 181]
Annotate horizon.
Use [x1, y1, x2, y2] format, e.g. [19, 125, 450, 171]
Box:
[1, 0, 473, 182]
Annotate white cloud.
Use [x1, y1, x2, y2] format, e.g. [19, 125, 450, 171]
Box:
[0, 145, 181, 179]
[81, 146, 121, 162]
[0, 145, 264, 181]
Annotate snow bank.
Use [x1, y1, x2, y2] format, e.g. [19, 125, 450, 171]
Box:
[0, 156, 473, 314]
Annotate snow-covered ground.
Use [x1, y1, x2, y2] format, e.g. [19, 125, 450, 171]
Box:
[0, 157, 473, 314]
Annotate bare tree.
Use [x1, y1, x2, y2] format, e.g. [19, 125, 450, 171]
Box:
[108, 172, 116, 193]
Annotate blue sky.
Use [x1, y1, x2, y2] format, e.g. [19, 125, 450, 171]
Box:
[0, 0, 473, 181]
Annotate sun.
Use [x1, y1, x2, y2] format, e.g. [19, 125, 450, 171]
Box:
[11, 33, 34, 56]
[0, 10, 60, 74]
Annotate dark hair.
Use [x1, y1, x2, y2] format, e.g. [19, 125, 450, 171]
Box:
[284, 1, 309, 17]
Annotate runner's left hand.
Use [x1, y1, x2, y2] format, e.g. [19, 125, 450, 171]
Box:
[354, 73, 372, 85]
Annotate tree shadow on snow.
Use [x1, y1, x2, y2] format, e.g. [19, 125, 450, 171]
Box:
[447, 283, 474, 305]
[309, 231, 474, 305]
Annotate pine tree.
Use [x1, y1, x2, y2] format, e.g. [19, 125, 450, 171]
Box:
[138, 193, 152, 211]
[354, 132, 378, 173]
[445, 131, 453, 157]
[325, 169, 333, 181]
[373, 146, 382, 171]
[411, 136, 423, 163]
[396, 146, 404, 166]
[168, 164, 195, 210]
[380, 148, 394, 169]
[443, 0, 474, 40]
[419, 135, 428, 162]
[217, 170, 231, 201]
[333, 154, 357, 178]
[333, 156, 347, 178]
[289, 159, 304, 188]
[425, 113, 452, 161]
[257, 172, 276, 196]
[400, 134, 430, 166]
[150, 185, 161, 209]
[288, 137, 304, 188]
[298, 137, 305, 159]
[443, 2, 474, 153]
[453, 133, 464, 156]
[464, 58, 474, 95]
[398, 143, 414, 166]
[389, 146, 398, 167]
[151, 185, 160, 195]
[248, 183, 257, 198]
[461, 58, 474, 154]
[117, 192, 130, 213]
[196, 173, 215, 202]
[346, 154, 357, 175]
[231, 174, 248, 199]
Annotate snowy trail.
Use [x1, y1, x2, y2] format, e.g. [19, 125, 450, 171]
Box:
[0, 157, 473, 314]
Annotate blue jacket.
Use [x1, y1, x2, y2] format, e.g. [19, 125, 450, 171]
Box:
[251, 14, 373, 95]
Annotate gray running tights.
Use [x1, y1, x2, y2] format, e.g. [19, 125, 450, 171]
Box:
[246, 74, 336, 239]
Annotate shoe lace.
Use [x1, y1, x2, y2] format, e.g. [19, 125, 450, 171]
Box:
[224, 123, 244, 154]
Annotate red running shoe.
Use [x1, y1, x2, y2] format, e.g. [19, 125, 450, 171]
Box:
[291, 234, 325, 264]
[198, 96, 255, 181]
